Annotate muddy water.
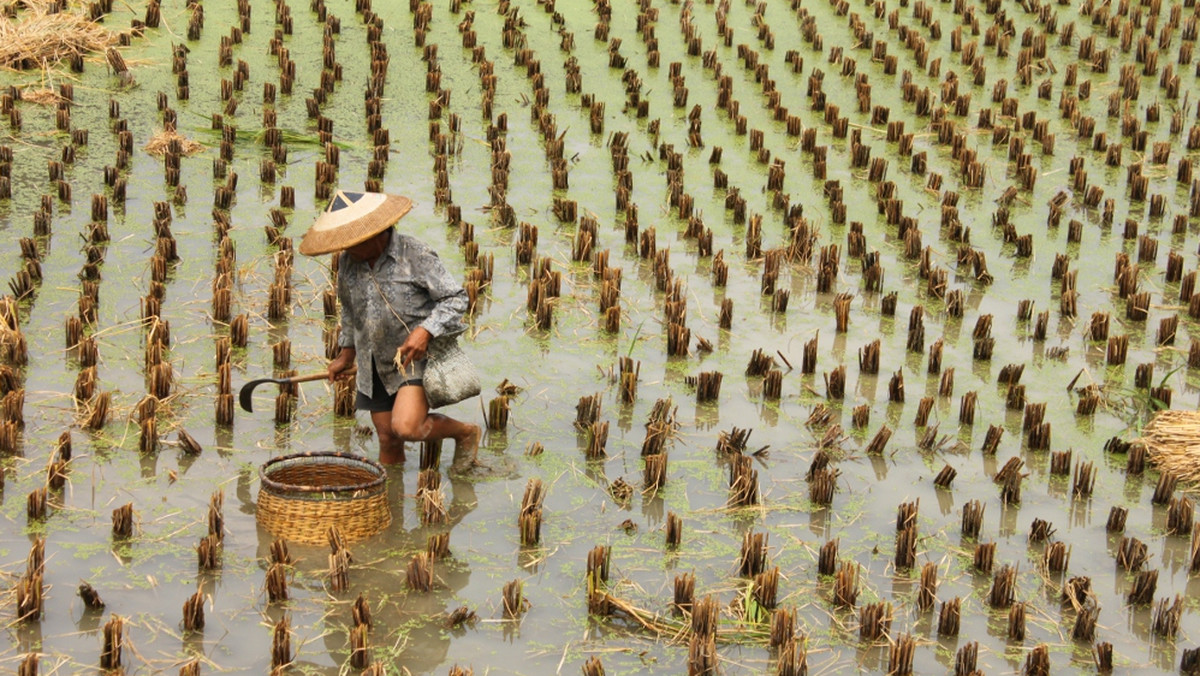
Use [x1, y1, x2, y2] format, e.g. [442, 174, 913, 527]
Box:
[0, 0, 1198, 672]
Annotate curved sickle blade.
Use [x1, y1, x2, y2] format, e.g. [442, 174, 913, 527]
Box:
[239, 377, 287, 413]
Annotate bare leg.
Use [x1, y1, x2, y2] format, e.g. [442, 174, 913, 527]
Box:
[390, 385, 481, 472]
[371, 409, 406, 464]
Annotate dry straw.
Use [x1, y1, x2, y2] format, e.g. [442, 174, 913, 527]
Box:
[0, 3, 117, 69]
[1140, 410, 1200, 483]
[19, 87, 61, 104]
[144, 129, 204, 157]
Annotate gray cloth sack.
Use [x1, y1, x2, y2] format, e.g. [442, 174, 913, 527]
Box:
[418, 336, 481, 409]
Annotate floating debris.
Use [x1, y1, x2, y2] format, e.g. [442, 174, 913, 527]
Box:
[608, 478, 633, 505]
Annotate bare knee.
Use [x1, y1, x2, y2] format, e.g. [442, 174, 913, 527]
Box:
[391, 413, 428, 441]
[375, 424, 399, 447]
[369, 411, 406, 463]
[369, 413, 395, 443]
[389, 386, 431, 442]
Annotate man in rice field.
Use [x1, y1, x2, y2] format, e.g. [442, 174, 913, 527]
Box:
[300, 190, 481, 472]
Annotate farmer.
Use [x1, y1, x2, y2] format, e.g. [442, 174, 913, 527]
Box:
[299, 190, 481, 471]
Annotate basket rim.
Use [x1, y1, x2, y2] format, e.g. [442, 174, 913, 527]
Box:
[259, 451, 387, 494]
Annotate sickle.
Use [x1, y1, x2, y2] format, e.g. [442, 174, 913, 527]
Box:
[238, 368, 357, 412]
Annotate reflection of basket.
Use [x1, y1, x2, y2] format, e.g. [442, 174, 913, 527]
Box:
[256, 452, 391, 545]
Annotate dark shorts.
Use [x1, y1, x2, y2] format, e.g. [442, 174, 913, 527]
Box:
[356, 362, 424, 413]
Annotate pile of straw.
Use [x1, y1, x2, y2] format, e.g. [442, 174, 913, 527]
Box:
[19, 87, 60, 104]
[1140, 410, 1200, 483]
[144, 129, 204, 156]
[0, 5, 117, 69]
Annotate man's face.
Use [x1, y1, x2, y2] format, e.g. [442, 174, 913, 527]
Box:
[345, 230, 387, 262]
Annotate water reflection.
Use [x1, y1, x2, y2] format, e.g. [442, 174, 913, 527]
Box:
[214, 423, 234, 459]
[998, 502, 1020, 538]
[935, 486, 955, 516]
[73, 604, 103, 635]
[641, 492, 665, 526]
[616, 401, 634, 434]
[221, 448, 482, 672]
[808, 506, 829, 537]
[869, 453, 889, 482]
[309, 473, 478, 674]
[15, 621, 41, 657]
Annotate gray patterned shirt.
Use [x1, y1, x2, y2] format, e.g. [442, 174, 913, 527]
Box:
[337, 229, 467, 397]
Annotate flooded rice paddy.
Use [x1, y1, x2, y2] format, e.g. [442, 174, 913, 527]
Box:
[0, 0, 1199, 672]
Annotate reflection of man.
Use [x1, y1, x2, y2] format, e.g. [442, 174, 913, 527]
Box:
[396, 476, 477, 673]
[316, 475, 478, 674]
[299, 191, 480, 471]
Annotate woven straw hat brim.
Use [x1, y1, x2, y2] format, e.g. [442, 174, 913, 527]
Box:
[299, 192, 414, 256]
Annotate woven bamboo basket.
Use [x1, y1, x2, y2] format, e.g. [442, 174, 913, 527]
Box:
[257, 452, 391, 544]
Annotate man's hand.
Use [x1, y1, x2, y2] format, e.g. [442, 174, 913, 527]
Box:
[328, 347, 356, 382]
[397, 327, 433, 372]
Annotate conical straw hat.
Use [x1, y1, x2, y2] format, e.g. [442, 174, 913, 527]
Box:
[299, 191, 413, 256]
